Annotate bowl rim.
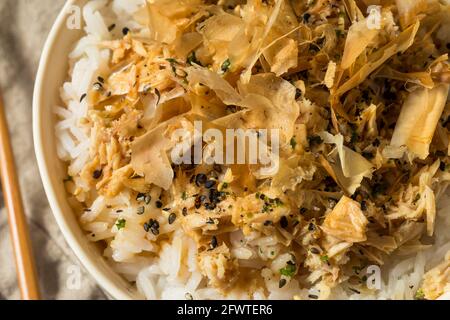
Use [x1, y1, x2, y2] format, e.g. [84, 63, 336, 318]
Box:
[32, 0, 134, 300]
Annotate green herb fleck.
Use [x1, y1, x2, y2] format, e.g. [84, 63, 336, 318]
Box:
[279, 263, 296, 277]
[187, 51, 202, 66]
[221, 59, 231, 73]
[290, 137, 297, 150]
[116, 219, 126, 230]
[415, 289, 425, 300]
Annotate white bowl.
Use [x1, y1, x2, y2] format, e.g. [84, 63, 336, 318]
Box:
[33, 0, 140, 300]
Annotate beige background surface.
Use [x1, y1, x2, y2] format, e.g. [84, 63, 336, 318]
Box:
[0, 0, 107, 299]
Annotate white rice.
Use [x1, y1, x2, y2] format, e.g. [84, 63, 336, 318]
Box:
[54, 0, 450, 300]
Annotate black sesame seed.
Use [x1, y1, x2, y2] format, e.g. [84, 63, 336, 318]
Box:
[310, 247, 320, 254]
[137, 206, 145, 215]
[92, 169, 102, 179]
[308, 223, 316, 231]
[349, 288, 361, 294]
[147, 219, 160, 235]
[93, 82, 103, 91]
[182, 207, 188, 216]
[204, 202, 217, 210]
[143, 222, 150, 232]
[279, 279, 287, 288]
[280, 216, 289, 229]
[155, 201, 163, 208]
[79, 93, 87, 103]
[264, 220, 273, 226]
[195, 196, 202, 209]
[206, 218, 215, 224]
[204, 180, 216, 189]
[97, 76, 105, 83]
[308, 294, 318, 300]
[361, 200, 367, 211]
[303, 13, 311, 22]
[162, 208, 170, 212]
[373, 138, 380, 147]
[168, 213, 177, 225]
[210, 236, 218, 250]
[136, 193, 146, 202]
[144, 195, 151, 204]
[122, 27, 130, 35]
[195, 173, 207, 186]
[108, 24, 116, 32]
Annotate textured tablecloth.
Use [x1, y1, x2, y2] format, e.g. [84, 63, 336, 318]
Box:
[0, 0, 108, 300]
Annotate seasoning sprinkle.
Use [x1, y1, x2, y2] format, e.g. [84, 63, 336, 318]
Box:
[349, 288, 361, 294]
[209, 236, 218, 250]
[116, 219, 126, 230]
[93, 82, 103, 91]
[204, 202, 217, 210]
[221, 59, 231, 73]
[92, 169, 102, 179]
[136, 193, 146, 202]
[168, 213, 177, 225]
[136, 206, 145, 215]
[279, 279, 287, 288]
[204, 180, 216, 189]
[79, 93, 87, 103]
[280, 216, 288, 229]
[195, 173, 207, 186]
[145, 219, 160, 235]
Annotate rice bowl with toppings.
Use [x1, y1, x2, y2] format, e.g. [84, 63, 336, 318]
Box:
[49, 0, 450, 300]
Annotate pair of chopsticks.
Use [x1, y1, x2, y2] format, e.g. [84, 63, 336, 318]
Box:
[0, 90, 40, 300]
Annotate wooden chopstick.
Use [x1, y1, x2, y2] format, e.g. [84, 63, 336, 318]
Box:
[0, 91, 40, 300]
